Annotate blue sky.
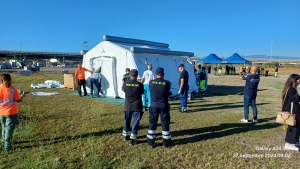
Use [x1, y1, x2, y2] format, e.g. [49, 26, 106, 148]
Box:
[0, 0, 299, 58]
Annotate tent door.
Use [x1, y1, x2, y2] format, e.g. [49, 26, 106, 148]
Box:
[91, 56, 118, 98]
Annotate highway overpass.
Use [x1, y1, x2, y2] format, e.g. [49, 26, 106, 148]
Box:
[0, 50, 84, 63]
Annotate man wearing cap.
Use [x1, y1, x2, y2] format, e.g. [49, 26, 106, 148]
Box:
[141, 64, 155, 111]
[178, 64, 189, 112]
[123, 69, 144, 146]
[75, 63, 92, 97]
[147, 67, 172, 148]
[121, 68, 130, 91]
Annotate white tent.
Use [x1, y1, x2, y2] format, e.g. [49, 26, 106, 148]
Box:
[82, 35, 197, 98]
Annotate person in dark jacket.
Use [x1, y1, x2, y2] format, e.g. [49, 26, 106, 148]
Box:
[282, 74, 300, 151]
[239, 66, 260, 123]
[199, 67, 206, 92]
[122, 69, 144, 146]
[147, 67, 173, 148]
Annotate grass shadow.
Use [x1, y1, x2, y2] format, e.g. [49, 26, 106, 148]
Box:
[172, 117, 280, 145]
[17, 122, 174, 149]
[177, 103, 269, 113]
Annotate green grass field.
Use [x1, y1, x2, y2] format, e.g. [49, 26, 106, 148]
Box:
[0, 71, 299, 169]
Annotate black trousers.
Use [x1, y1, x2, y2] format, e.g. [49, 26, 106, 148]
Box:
[78, 80, 87, 96]
[285, 118, 300, 144]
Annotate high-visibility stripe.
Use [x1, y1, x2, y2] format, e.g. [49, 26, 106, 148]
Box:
[130, 133, 137, 139]
[162, 131, 170, 135]
[0, 86, 16, 107]
[162, 134, 172, 139]
[123, 130, 129, 136]
[147, 134, 156, 139]
[163, 135, 172, 139]
[162, 130, 171, 139]
[147, 130, 156, 139]
[0, 99, 10, 102]
[148, 130, 156, 134]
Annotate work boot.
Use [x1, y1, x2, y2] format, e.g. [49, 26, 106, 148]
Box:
[147, 138, 155, 149]
[4, 146, 16, 151]
[129, 139, 137, 146]
[162, 139, 171, 148]
[123, 136, 130, 142]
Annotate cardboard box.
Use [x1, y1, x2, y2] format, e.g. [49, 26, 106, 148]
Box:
[64, 73, 78, 90]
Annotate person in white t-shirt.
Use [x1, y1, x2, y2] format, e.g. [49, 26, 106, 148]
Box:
[141, 64, 155, 111]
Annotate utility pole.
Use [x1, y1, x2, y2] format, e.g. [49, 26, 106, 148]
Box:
[20, 43, 22, 61]
[270, 38, 273, 62]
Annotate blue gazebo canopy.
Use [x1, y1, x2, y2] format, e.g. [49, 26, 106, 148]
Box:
[196, 53, 223, 64]
[224, 53, 252, 64]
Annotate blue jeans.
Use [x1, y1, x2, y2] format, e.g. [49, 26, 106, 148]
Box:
[90, 78, 100, 96]
[123, 111, 143, 139]
[0, 114, 17, 149]
[214, 70, 216, 76]
[142, 84, 151, 107]
[180, 85, 189, 109]
[78, 80, 87, 96]
[244, 95, 258, 120]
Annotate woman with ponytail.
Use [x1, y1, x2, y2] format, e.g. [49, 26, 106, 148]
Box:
[0, 74, 25, 151]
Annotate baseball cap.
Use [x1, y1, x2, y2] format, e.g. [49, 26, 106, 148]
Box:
[125, 68, 130, 72]
[155, 67, 164, 74]
[178, 64, 184, 68]
[129, 69, 138, 76]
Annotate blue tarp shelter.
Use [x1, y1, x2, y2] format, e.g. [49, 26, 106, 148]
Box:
[196, 53, 223, 64]
[224, 53, 252, 64]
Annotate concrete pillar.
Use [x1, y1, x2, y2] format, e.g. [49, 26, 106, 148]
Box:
[23, 55, 27, 65]
[62, 56, 65, 64]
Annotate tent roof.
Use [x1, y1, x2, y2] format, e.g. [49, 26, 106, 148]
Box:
[102, 35, 194, 57]
[224, 53, 252, 64]
[196, 53, 223, 64]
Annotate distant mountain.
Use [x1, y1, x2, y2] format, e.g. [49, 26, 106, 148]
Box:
[243, 55, 300, 60]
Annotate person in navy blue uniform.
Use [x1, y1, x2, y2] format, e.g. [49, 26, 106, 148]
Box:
[239, 66, 260, 123]
[178, 64, 189, 112]
[122, 69, 144, 146]
[147, 67, 172, 148]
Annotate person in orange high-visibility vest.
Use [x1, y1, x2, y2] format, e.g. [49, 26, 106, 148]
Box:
[0, 74, 25, 151]
[75, 63, 92, 97]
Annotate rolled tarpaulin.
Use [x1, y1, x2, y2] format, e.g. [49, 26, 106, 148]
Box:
[130, 47, 194, 57]
[103, 35, 169, 48]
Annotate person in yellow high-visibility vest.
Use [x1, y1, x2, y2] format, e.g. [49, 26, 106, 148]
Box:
[275, 67, 278, 77]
